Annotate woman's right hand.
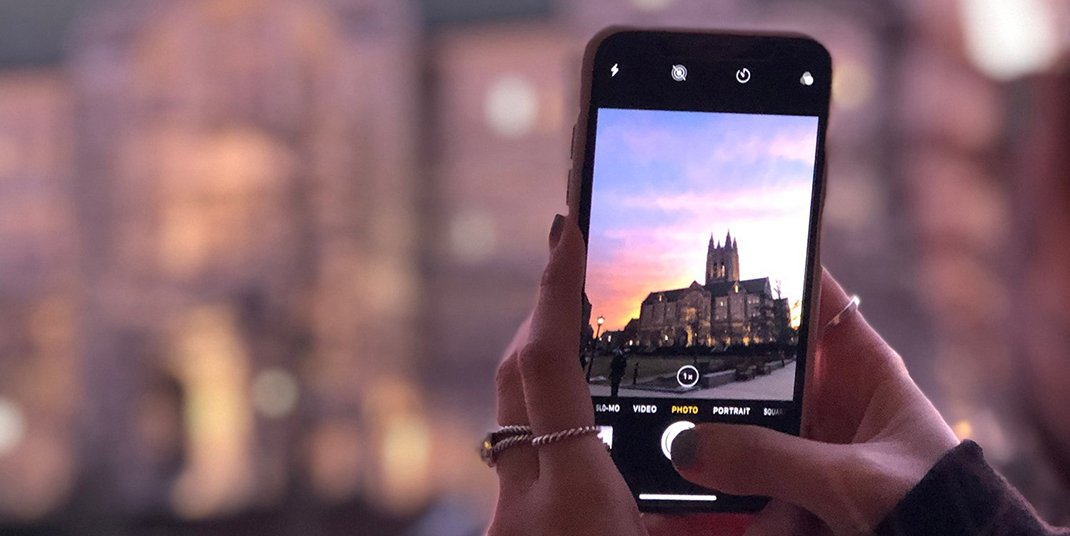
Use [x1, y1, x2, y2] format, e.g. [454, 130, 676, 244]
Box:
[658, 269, 960, 535]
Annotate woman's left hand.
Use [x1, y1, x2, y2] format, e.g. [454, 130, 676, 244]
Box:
[487, 214, 646, 536]
[488, 214, 749, 536]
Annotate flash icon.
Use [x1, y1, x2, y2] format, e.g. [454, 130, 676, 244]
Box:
[610, 63, 619, 77]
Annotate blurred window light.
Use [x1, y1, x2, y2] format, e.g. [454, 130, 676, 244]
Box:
[0, 398, 26, 456]
[170, 306, 254, 519]
[307, 421, 364, 502]
[420, 0, 551, 26]
[449, 209, 497, 263]
[250, 368, 300, 419]
[960, 0, 1058, 80]
[484, 74, 538, 138]
[831, 61, 873, 111]
[630, 0, 675, 12]
[0, 135, 17, 176]
[953, 419, 973, 440]
[380, 412, 432, 512]
[364, 378, 431, 512]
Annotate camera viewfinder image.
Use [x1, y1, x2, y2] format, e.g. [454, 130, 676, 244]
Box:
[584, 108, 819, 401]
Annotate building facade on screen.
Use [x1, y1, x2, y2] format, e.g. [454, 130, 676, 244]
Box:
[634, 231, 792, 349]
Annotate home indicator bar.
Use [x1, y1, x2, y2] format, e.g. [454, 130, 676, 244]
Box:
[638, 494, 718, 502]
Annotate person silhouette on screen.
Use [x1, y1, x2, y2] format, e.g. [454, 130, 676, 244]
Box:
[609, 348, 628, 398]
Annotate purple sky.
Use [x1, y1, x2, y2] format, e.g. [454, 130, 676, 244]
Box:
[587, 108, 818, 330]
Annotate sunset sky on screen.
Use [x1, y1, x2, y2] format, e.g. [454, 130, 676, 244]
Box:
[587, 108, 819, 331]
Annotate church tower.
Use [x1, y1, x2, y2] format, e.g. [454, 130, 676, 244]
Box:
[705, 230, 740, 284]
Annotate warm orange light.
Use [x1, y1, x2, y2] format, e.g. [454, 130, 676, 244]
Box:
[953, 420, 974, 440]
[169, 306, 255, 519]
[365, 378, 432, 514]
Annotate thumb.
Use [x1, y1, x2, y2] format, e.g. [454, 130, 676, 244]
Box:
[671, 423, 848, 519]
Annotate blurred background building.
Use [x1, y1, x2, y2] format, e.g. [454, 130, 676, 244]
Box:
[0, 0, 1067, 534]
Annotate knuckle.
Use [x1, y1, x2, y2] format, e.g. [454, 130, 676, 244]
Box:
[517, 343, 546, 378]
[495, 354, 521, 394]
[517, 338, 571, 380]
[538, 249, 580, 294]
[539, 258, 566, 292]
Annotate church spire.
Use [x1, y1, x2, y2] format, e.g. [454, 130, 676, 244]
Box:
[707, 230, 741, 283]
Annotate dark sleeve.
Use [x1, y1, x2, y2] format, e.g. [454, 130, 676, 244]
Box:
[876, 440, 1069, 536]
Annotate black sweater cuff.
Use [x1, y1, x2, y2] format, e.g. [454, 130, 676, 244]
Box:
[875, 440, 1068, 536]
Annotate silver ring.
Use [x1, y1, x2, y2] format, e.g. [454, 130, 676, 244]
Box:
[531, 425, 601, 448]
[824, 295, 860, 333]
[480, 425, 532, 467]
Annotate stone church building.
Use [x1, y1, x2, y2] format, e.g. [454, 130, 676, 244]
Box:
[636, 231, 791, 349]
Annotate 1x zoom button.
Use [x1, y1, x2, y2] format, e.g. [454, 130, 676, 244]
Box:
[676, 365, 699, 388]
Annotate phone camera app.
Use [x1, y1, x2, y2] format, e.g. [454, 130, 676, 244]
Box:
[585, 109, 818, 403]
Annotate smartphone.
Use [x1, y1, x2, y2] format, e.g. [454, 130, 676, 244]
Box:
[568, 29, 831, 513]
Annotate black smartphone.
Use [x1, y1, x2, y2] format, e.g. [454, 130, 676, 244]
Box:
[567, 28, 831, 513]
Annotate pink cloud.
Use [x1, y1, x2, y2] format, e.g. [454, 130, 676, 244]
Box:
[611, 182, 813, 214]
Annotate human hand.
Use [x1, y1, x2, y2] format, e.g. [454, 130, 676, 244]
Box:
[487, 214, 957, 536]
[487, 214, 646, 536]
[666, 269, 960, 535]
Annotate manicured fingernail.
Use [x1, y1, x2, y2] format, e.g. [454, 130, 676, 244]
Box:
[671, 429, 699, 470]
[548, 214, 565, 250]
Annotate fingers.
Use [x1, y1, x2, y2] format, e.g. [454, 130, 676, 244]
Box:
[494, 350, 537, 495]
[517, 214, 605, 473]
[500, 310, 533, 369]
[518, 215, 595, 436]
[815, 268, 903, 376]
[816, 268, 851, 328]
[745, 500, 825, 536]
[808, 268, 908, 442]
[670, 423, 847, 523]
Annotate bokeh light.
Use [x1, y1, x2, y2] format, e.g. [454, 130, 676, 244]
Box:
[0, 399, 26, 457]
[251, 368, 301, 419]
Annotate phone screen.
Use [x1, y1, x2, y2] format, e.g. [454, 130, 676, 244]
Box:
[573, 31, 831, 512]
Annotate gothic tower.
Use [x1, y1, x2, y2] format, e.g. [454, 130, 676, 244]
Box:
[706, 230, 740, 284]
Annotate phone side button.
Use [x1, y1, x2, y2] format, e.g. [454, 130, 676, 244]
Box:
[565, 168, 572, 205]
[570, 123, 576, 160]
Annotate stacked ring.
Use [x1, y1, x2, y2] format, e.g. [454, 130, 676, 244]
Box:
[481, 424, 603, 467]
[480, 425, 532, 467]
[531, 425, 601, 447]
